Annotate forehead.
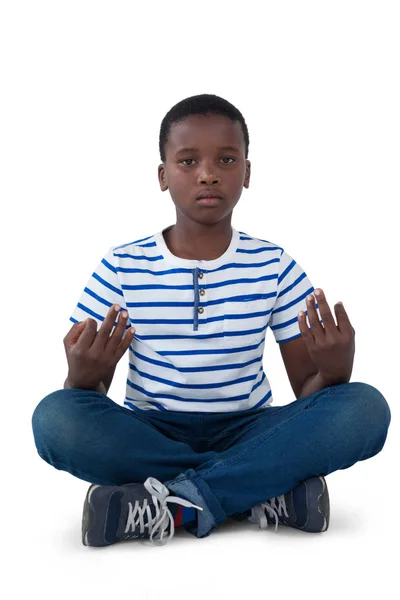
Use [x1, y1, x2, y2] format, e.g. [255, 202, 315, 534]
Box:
[167, 114, 244, 154]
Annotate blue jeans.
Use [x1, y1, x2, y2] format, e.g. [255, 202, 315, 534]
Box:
[31, 381, 391, 538]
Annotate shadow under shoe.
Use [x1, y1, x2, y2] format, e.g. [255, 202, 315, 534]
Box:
[248, 476, 330, 533]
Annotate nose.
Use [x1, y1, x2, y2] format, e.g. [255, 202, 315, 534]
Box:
[197, 158, 220, 185]
[199, 173, 220, 185]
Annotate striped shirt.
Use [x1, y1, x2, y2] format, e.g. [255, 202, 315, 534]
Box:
[69, 225, 317, 412]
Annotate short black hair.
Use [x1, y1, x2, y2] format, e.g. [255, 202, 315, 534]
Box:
[159, 94, 250, 163]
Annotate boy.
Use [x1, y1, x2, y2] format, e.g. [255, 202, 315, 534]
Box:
[32, 94, 391, 548]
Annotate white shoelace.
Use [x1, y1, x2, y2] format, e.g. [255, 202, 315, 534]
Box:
[122, 477, 204, 546]
[248, 495, 289, 532]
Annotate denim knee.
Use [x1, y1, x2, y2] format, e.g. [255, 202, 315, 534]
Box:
[31, 389, 78, 456]
[343, 382, 391, 439]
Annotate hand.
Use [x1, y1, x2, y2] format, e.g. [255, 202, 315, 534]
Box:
[298, 288, 355, 385]
[63, 304, 135, 391]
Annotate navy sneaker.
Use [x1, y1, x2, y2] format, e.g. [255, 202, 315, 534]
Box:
[82, 476, 203, 547]
[248, 476, 330, 533]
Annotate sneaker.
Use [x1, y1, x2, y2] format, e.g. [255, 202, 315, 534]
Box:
[248, 475, 330, 533]
[82, 476, 204, 547]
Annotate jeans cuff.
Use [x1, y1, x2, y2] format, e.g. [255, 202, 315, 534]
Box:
[165, 468, 226, 538]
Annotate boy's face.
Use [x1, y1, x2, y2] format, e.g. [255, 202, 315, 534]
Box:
[158, 113, 251, 225]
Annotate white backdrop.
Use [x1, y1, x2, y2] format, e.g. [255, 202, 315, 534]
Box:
[1, 1, 399, 599]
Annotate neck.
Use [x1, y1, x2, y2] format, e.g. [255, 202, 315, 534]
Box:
[164, 219, 233, 261]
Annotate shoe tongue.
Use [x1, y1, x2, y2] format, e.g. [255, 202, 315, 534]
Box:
[267, 491, 297, 524]
[115, 485, 158, 540]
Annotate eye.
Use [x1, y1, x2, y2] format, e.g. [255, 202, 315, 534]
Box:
[181, 157, 235, 166]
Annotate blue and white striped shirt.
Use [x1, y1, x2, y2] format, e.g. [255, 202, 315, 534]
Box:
[69, 226, 316, 412]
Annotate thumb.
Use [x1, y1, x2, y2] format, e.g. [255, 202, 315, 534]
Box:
[66, 319, 90, 348]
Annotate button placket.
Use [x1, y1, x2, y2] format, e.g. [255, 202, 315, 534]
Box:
[192, 267, 206, 331]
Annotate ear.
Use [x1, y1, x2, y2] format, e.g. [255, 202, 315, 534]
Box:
[158, 164, 168, 191]
[244, 160, 251, 188]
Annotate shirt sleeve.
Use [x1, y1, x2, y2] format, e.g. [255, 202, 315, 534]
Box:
[268, 249, 322, 344]
[68, 245, 131, 332]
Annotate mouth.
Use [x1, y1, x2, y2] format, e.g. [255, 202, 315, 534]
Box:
[196, 191, 223, 206]
[196, 197, 222, 206]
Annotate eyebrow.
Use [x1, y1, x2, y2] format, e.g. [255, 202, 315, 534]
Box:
[175, 145, 240, 155]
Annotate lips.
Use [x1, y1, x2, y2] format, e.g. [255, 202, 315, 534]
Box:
[196, 191, 223, 200]
[197, 197, 221, 206]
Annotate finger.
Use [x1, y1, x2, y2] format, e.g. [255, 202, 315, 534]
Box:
[305, 292, 325, 341]
[334, 302, 354, 335]
[115, 323, 136, 362]
[106, 308, 132, 353]
[64, 320, 87, 349]
[92, 304, 121, 349]
[73, 316, 102, 350]
[298, 309, 314, 343]
[313, 289, 338, 333]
